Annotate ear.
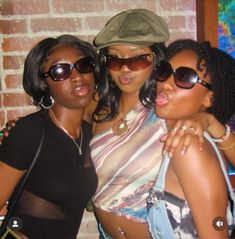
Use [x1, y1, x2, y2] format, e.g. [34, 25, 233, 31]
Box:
[203, 91, 213, 108]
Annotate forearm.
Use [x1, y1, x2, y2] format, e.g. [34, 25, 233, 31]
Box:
[207, 115, 235, 167]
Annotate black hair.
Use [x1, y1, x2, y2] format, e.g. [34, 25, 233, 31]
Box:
[23, 34, 98, 108]
[163, 39, 235, 124]
[92, 42, 166, 122]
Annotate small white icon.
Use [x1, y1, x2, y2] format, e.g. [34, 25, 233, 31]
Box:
[12, 220, 19, 228]
[8, 216, 23, 231]
[215, 220, 224, 228]
[212, 216, 226, 231]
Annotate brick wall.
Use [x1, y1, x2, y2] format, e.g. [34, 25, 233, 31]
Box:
[0, 0, 197, 238]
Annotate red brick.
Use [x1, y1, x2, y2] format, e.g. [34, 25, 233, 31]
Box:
[187, 15, 197, 30]
[0, 0, 49, 15]
[0, 20, 27, 34]
[5, 75, 23, 89]
[3, 93, 31, 107]
[0, 111, 5, 129]
[3, 56, 25, 70]
[85, 16, 111, 31]
[104, 0, 156, 12]
[2, 37, 44, 52]
[52, 0, 104, 13]
[159, 0, 195, 11]
[31, 18, 82, 32]
[167, 16, 186, 29]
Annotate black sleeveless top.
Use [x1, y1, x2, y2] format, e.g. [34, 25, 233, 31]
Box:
[0, 110, 98, 239]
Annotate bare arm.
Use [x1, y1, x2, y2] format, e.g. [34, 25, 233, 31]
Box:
[0, 161, 25, 210]
[172, 137, 229, 239]
[206, 114, 235, 167]
[162, 112, 235, 167]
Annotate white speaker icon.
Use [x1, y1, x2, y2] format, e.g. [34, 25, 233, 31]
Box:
[216, 220, 224, 228]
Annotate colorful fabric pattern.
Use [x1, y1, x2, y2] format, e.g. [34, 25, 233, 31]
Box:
[90, 104, 166, 223]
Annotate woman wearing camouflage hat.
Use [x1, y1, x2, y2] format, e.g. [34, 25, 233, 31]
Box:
[88, 8, 235, 239]
[90, 9, 169, 238]
[1, 7, 235, 239]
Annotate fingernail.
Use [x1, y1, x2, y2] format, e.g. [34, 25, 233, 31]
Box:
[181, 149, 185, 156]
[168, 152, 173, 158]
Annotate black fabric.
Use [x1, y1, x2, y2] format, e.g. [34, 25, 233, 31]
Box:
[0, 109, 98, 239]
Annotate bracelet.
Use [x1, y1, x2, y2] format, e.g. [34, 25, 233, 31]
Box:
[212, 124, 231, 143]
[218, 141, 235, 150]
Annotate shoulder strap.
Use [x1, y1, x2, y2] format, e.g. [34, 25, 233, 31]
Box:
[152, 132, 235, 213]
[204, 132, 235, 209]
[0, 115, 46, 235]
[152, 154, 170, 192]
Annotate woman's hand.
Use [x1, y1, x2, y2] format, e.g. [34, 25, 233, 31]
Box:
[161, 112, 212, 157]
[0, 119, 18, 145]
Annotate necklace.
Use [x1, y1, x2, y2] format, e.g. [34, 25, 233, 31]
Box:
[49, 109, 83, 155]
[113, 119, 128, 135]
[113, 103, 144, 135]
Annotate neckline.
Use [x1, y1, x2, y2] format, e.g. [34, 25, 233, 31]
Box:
[49, 109, 83, 155]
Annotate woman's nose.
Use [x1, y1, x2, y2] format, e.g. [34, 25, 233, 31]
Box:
[158, 75, 174, 90]
[120, 64, 132, 72]
[70, 67, 83, 81]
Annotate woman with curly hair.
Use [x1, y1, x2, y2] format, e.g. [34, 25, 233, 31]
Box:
[148, 39, 235, 239]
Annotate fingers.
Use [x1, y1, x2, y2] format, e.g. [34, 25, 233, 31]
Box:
[0, 127, 10, 145]
[163, 120, 205, 157]
[163, 125, 186, 157]
[6, 119, 17, 128]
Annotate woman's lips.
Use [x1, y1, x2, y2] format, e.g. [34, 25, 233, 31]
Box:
[73, 85, 90, 96]
[119, 76, 132, 85]
[155, 92, 169, 106]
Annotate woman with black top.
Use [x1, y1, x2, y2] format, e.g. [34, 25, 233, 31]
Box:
[0, 35, 98, 239]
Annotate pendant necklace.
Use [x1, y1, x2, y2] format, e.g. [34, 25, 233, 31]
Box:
[113, 119, 128, 135]
[49, 109, 83, 155]
[113, 104, 143, 136]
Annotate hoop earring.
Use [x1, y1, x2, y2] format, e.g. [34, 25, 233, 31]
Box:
[39, 95, 54, 109]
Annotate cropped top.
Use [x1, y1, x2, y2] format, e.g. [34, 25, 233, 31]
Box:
[90, 104, 166, 223]
[0, 110, 98, 239]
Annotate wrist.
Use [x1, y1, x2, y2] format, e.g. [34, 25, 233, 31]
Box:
[211, 124, 231, 143]
[206, 114, 225, 138]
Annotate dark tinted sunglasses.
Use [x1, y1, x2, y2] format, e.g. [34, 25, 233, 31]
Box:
[155, 61, 212, 90]
[104, 54, 154, 71]
[43, 56, 96, 81]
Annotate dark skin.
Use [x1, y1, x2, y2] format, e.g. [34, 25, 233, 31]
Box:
[1, 51, 235, 227]
[0, 44, 95, 219]
[156, 50, 229, 238]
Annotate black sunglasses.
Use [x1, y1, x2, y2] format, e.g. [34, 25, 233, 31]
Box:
[43, 56, 96, 81]
[104, 54, 154, 71]
[155, 61, 212, 90]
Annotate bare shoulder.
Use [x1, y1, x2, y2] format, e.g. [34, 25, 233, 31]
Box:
[172, 135, 220, 174]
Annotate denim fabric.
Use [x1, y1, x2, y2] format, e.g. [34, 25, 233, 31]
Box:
[98, 223, 112, 239]
[147, 132, 235, 239]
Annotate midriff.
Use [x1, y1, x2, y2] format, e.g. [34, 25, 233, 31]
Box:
[94, 207, 151, 239]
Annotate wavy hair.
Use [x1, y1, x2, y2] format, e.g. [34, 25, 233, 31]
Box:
[92, 43, 166, 122]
